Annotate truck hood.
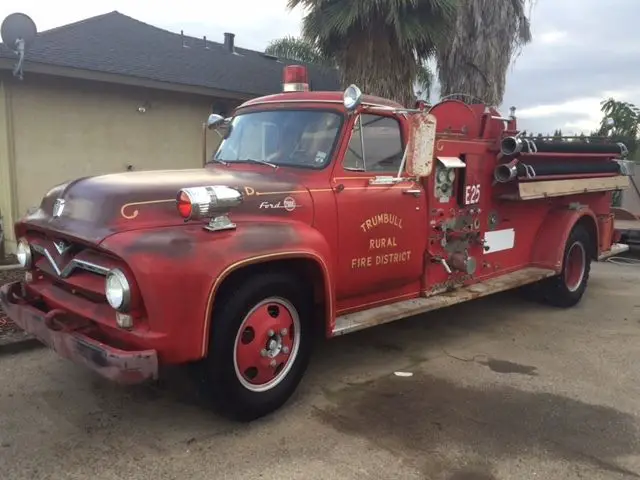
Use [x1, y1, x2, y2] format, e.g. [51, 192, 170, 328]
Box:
[19, 167, 315, 245]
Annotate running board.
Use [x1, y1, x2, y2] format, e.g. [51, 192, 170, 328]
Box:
[598, 242, 629, 261]
[332, 267, 557, 336]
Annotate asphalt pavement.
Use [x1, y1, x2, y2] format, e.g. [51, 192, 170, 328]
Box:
[0, 261, 639, 480]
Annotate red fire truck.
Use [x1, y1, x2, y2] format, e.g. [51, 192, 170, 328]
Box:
[0, 65, 631, 420]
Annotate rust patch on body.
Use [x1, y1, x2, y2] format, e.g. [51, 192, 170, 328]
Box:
[235, 224, 301, 253]
[121, 230, 197, 258]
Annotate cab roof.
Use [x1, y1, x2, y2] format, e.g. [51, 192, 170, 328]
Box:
[238, 91, 404, 110]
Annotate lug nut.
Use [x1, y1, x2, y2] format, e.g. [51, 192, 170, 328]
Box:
[260, 349, 268, 357]
[280, 328, 288, 336]
[270, 359, 277, 367]
[282, 346, 290, 354]
[267, 329, 275, 337]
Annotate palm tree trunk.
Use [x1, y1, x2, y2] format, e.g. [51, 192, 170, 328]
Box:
[437, 0, 532, 106]
[336, 30, 417, 107]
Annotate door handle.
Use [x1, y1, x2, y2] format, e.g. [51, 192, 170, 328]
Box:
[403, 189, 422, 197]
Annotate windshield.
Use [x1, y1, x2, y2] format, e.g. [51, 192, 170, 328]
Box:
[213, 110, 342, 168]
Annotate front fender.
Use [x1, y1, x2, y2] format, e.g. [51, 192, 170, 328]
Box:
[530, 207, 598, 271]
[100, 220, 334, 362]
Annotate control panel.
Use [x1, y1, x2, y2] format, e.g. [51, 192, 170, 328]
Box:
[428, 156, 486, 289]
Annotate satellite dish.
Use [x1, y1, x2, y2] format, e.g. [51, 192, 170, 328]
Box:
[1, 13, 37, 48]
[1, 13, 37, 80]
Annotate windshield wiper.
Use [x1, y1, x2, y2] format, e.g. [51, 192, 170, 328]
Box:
[209, 157, 228, 166]
[237, 158, 278, 169]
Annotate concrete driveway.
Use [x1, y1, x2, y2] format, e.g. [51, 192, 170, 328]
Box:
[0, 261, 639, 480]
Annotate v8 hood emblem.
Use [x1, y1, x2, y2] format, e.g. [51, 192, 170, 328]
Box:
[53, 240, 71, 256]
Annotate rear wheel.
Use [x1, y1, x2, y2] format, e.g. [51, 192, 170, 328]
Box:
[199, 272, 313, 421]
[527, 224, 593, 308]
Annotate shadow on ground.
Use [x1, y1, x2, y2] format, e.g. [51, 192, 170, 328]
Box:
[315, 372, 639, 479]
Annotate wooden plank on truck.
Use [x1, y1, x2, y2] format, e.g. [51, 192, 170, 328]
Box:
[500, 176, 629, 201]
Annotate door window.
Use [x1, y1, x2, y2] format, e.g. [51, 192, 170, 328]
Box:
[343, 114, 404, 173]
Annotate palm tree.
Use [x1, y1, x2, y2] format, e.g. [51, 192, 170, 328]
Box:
[280, 0, 457, 107]
[437, 0, 533, 106]
[266, 35, 438, 99]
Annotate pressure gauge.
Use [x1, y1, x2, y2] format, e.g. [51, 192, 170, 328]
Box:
[448, 170, 456, 182]
[438, 170, 448, 181]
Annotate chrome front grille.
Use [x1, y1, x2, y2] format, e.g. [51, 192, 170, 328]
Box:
[31, 243, 110, 278]
[25, 232, 114, 283]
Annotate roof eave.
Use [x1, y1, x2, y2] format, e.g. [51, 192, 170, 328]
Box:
[0, 58, 256, 100]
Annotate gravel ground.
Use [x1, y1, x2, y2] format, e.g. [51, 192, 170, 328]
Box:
[0, 261, 639, 479]
[0, 269, 23, 336]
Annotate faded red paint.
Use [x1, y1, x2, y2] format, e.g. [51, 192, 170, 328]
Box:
[0, 86, 627, 385]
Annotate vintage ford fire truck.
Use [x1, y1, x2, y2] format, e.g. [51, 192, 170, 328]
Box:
[0, 65, 632, 420]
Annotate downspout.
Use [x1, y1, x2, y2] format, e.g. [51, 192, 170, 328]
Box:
[0, 77, 18, 256]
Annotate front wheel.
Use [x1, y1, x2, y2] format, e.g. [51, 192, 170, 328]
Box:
[200, 272, 313, 421]
[534, 224, 593, 308]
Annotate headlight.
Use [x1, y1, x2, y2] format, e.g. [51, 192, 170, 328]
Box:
[105, 269, 131, 312]
[16, 238, 32, 269]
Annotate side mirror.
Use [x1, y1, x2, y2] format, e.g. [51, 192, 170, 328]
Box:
[207, 113, 231, 138]
[343, 84, 363, 112]
[405, 113, 437, 178]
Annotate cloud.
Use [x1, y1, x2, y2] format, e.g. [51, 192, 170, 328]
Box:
[501, 0, 640, 133]
[2, 0, 638, 134]
[537, 30, 569, 45]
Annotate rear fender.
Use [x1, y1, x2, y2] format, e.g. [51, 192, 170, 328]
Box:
[530, 208, 598, 271]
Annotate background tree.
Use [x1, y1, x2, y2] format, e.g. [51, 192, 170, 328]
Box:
[437, 0, 533, 106]
[589, 98, 640, 207]
[265, 36, 332, 66]
[266, 35, 438, 99]
[552, 129, 563, 141]
[283, 0, 458, 106]
[591, 98, 640, 157]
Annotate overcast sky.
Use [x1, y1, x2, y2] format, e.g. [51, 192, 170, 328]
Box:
[1, 0, 636, 135]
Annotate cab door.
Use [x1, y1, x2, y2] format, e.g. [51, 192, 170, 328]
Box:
[332, 112, 428, 303]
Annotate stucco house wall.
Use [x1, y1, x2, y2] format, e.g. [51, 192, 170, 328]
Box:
[0, 73, 223, 253]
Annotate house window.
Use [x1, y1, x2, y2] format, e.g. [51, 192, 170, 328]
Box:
[343, 114, 404, 173]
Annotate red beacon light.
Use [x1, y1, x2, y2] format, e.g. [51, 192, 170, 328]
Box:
[282, 65, 309, 92]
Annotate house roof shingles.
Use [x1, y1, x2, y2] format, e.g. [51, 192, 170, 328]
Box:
[0, 11, 340, 97]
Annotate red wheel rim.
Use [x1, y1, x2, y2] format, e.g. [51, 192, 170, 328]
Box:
[564, 242, 586, 292]
[233, 297, 301, 392]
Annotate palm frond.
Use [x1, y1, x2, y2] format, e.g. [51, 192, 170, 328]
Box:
[264, 35, 331, 66]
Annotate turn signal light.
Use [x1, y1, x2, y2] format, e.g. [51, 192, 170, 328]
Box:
[177, 191, 193, 219]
